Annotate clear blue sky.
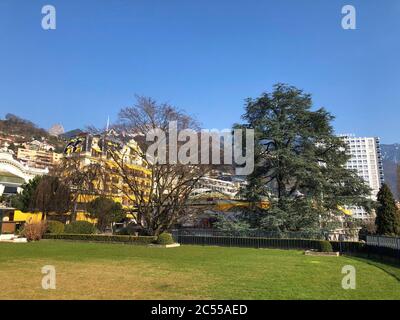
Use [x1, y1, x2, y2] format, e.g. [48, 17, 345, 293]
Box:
[0, 0, 399, 143]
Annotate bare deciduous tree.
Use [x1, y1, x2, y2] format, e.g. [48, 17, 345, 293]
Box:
[107, 96, 212, 235]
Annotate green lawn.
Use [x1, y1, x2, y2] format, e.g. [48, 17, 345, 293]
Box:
[0, 240, 399, 299]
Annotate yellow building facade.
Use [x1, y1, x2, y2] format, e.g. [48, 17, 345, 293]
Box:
[7, 133, 150, 226]
[16, 148, 62, 170]
[62, 133, 151, 221]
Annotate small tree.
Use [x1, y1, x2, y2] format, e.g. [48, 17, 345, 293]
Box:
[31, 176, 71, 220]
[375, 184, 400, 236]
[86, 196, 125, 232]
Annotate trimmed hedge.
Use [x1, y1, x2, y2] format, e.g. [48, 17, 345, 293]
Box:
[65, 221, 96, 234]
[43, 233, 156, 245]
[46, 221, 65, 235]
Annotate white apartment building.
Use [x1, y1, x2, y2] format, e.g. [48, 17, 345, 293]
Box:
[339, 134, 384, 218]
[0, 150, 48, 197]
[192, 176, 242, 198]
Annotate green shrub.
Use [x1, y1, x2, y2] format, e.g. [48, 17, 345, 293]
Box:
[318, 240, 333, 252]
[46, 221, 65, 234]
[43, 233, 156, 245]
[156, 232, 174, 245]
[65, 221, 96, 234]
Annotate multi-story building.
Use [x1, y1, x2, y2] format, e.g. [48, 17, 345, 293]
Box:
[339, 134, 385, 218]
[191, 173, 248, 199]
[192, 176, 239, 198]
[16, 148, 62, 170]
[0, 150, 48, 196]
[63, 132, 151, 213]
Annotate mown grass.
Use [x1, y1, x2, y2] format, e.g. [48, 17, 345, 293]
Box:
[0, 240, 399, 299]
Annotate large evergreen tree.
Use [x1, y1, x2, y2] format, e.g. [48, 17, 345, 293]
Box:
[236, 84, 372, 232]
[375, 183, 400, 236]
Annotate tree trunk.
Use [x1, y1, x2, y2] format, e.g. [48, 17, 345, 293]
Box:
[70, 198, 78, 222]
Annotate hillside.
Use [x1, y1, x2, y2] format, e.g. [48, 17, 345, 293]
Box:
[0, 114, 49, 139]
[0, 114, 69, 153]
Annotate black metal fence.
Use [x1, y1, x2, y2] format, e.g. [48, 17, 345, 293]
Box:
[364, 235, 400, 262]
[171, 229, 400, 264]
[172, 228, 325, 239]
[172, 228, 325, 251]
[367, 235, 400, 250]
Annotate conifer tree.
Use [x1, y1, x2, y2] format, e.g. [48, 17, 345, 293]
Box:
[236, 84, 372, 232]
[375, 183, 400, 236]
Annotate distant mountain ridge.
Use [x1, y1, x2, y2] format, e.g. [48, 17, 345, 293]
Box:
[381, 143, 400, 163]
[381, 144, 400, 199]
[60, 129, 83, 139]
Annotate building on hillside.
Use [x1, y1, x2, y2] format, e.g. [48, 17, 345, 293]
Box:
[16, 148, 62, 170]
[186, 173, 250, 228]
[0, 136, 15, 148]
[22, 140, 55, 152]
[339, 134, 385, 219]
[0, 150, 48, 197]
[63, 132, 151, 215]
[191, 176, 244, 199]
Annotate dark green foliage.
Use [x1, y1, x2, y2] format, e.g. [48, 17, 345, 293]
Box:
[86, 196, 125, 232]
[235, 84, 372, 232]
[10, 176, 42, 212]
[213, 215, 251, 232]
[156, 232, 174, 245]
[318, 240, 333, 252]
[46, 221, 65, 234]
[43, 233, 156, 244]
[65, 221, 96, 234]
[375, 184, 400, 236]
